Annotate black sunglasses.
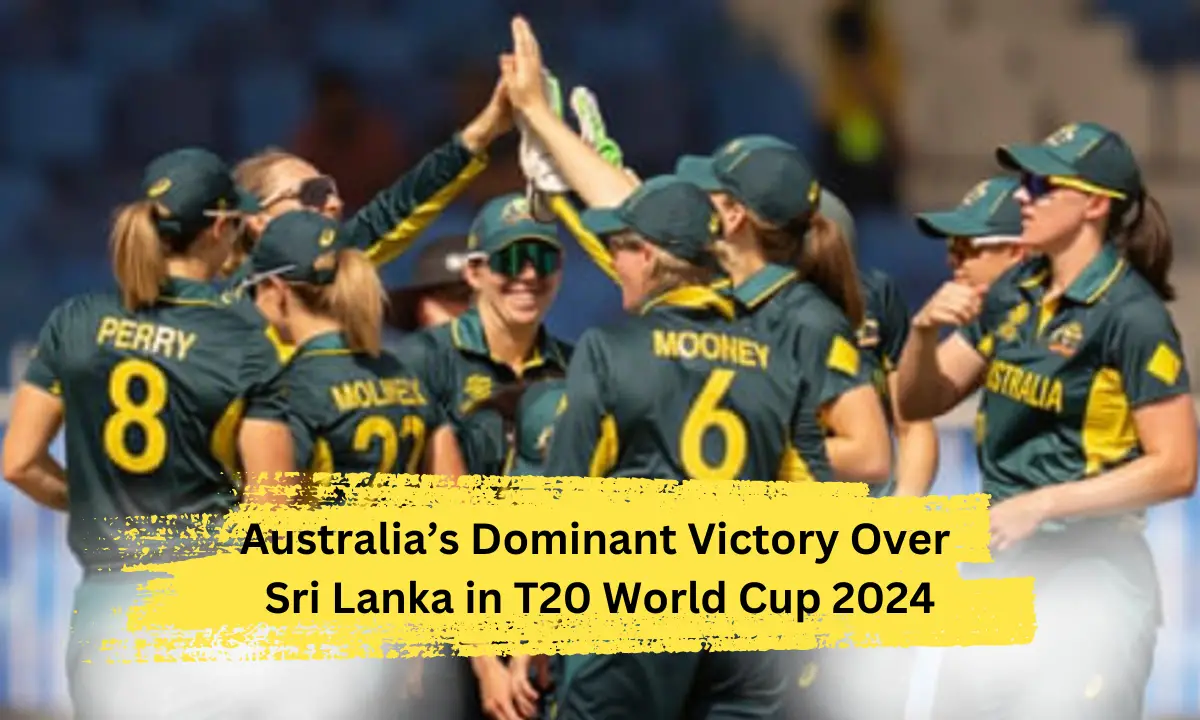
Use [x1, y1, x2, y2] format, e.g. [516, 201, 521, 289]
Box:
[486, 240, 562, 278]
[263, 176, 339, 210]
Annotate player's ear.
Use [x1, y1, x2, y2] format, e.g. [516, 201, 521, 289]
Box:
[462, 258, 488, 291]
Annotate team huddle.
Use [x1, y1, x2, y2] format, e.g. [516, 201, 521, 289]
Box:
[1, 14, 1196, 720]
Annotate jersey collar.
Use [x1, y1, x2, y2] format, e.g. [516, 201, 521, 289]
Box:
[294, 331, 350, 357]
[729, 263, 798, 309]
[450, 307, 568, 372]
[640, 284, 736, 320]
[1017, 244, 1125, 305]
[161, 276, 220, 304]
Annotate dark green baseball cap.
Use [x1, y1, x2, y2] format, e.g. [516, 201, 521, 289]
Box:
[508, 379, 567, 477]
[915, 176, 1023, 239]
[675, 134, 821, 227]
[247, 210, 345, 286]
[468, 193, 561, 255]
[580, 175, 718, 264]
[142, 148, 259, 237]
[996, 122, 1141, 200]
[817, 189, 856, 249]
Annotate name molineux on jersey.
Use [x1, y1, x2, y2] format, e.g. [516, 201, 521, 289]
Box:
[651, 330, 770, 370]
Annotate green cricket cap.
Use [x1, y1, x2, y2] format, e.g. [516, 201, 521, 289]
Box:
[996, 122, 1142, 199]
[141, 147, 259, 237]
[915, 176, 1023, 239]
[675, 134, 821, 227]
[580, 175, 719, 264]
[468, 193, 561, 254]
[248, 210, 345, 286]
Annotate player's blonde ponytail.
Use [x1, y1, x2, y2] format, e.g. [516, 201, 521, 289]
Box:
[111, 200, 167, 311]
[308, 249, 386, 357]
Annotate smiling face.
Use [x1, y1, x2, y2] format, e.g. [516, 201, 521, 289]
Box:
[464, 240, 562, 328]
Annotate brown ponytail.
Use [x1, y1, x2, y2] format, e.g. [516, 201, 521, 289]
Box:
[756, 212, 865, 327]
[294, 249, 387, 357]
[1114, 190, 1175, 301]
[110, 200, 167, 311]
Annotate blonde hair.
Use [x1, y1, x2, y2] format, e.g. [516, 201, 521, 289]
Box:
[609, 234, 716, 296]
[110, 200, 168, 311]
[292, 249, 387, 356]
[223, 148, 308, 277]
[233, 147, 304, 201]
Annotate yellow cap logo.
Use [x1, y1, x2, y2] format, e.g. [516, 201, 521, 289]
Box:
[146, 178, 172, 198]
[501, 197, 533, 225]
[808, 180, 820, 205]
[961, 180, 990, 207]
[708, 212, 721, 236]
[1046, 123, 1078, 147]
[318, 228, 337, 248]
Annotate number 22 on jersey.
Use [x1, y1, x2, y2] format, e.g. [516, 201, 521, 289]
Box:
[680, 368, 749, 480]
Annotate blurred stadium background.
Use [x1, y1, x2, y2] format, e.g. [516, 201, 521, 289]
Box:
[1, 0, 1200, 717]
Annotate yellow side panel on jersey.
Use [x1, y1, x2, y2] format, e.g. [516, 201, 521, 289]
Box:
[587, 414, 619, 478]
[265, 326, 294, 364]
[777, 444, 815, 483]
[211, 397, 246, 480]
[1081, 367, 1138, 475]
[826, 335, 860, 378]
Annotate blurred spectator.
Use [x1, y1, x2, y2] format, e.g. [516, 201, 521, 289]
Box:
[815, 0, 905, 212]
[292, 66, 408, 214]
[450, 62, 525, 207]
[384, 234, 472, 337]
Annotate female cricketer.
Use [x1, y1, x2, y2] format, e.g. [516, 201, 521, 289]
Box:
[896, 122, 1198, 719]
[1, 148, 294, 718]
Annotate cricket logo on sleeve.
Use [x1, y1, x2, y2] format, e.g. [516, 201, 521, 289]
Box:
[856, 318, 881, 349]
[996, 303, 1030, 343]
[1146, 343, 1183, 386]
[463, 374, 493, 404]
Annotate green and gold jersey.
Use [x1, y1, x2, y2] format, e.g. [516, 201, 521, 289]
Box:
[961, 246, 1191, 503]
[544, 285, 827, 483]
[23, 278, 286, 571]
[857, 268, 911, 497]
[276, 333, 443, 504]
[397, 308, 572, 477]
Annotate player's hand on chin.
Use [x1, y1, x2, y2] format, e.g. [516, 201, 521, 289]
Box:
[988, 490, 1052, 551]
[912, 281, 984, 331]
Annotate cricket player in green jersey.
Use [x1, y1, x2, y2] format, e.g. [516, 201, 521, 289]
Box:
[916, 176, 1027, 293]
[499, 19, 887, 485]
[1, 148, 294, 718]
[783, 190, 936, 720]
[399, 192, 571, 479]
[897, 122, 1198, 719]
[538, 175, 823, 720]
[395, 191, 569, 720]
[244, 210, 448, 491]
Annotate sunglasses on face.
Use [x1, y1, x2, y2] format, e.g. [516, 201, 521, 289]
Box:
[485, 240, 562, 278]
[263, 176, 340, 210]
[1020, 173, 1126, 202]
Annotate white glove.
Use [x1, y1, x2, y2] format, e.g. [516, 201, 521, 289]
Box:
[517, 69, 570, 195]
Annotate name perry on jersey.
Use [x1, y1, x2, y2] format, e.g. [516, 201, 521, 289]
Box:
[96, 316, 197, 362]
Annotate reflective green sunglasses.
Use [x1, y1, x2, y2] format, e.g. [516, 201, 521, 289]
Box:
[486, 239, 563, 278]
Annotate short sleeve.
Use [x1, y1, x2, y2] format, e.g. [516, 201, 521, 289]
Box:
[24, 301, 70, 394]
[543, 331, 612, 478]
[797, 311, 871, 407]
[1107, 300, 1191, 407]
[241, 329, 288, 422]
[877, 275, 911, 369]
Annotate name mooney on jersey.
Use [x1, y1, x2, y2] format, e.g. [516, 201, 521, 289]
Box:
[652, 330, 771, 370]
